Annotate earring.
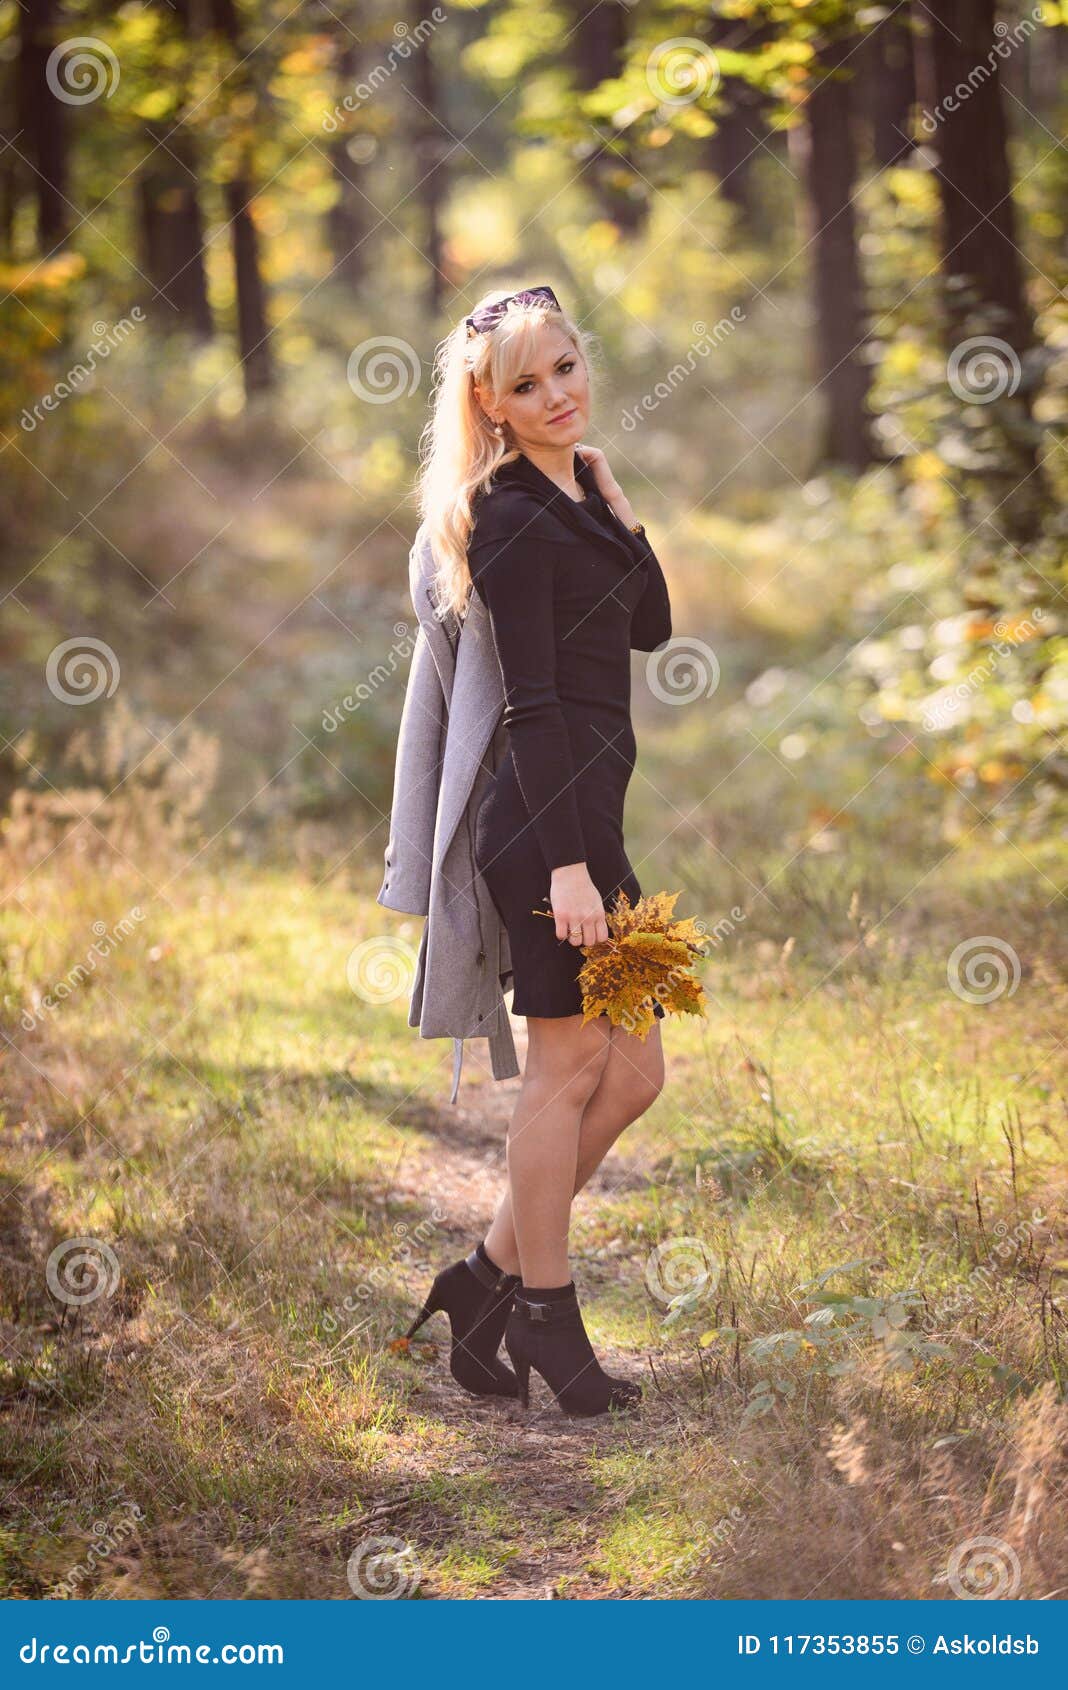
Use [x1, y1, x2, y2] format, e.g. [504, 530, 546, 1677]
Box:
[493, 422, 503, 435]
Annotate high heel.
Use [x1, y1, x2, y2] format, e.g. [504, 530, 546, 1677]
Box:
[403, 1244, 521, 1397]
[404, 1297, 440, 1340]
[504, 1281, 642, 1417]
[513, 1353, 531, 1409]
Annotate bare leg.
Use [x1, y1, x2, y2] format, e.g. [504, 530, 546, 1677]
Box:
[489, 1013, 611, 1287]
[483, 1016, 665, 1280]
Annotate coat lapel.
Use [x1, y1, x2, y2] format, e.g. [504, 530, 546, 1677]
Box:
[494, 449, 639, 568]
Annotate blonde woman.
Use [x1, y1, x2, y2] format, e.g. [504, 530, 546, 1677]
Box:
[402, 285, 672, 1416]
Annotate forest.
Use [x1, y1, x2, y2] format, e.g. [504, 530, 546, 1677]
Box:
[1, 0, 1067, 1602]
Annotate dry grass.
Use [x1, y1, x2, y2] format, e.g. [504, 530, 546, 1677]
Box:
[1, 742, 1066, 1600]
[701, 1384, 1068, 1600]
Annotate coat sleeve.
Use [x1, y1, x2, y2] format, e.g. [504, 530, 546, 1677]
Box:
[629, 536, 672, 651]
[469, 528, 587, 872]
[375, 604, 446, 917]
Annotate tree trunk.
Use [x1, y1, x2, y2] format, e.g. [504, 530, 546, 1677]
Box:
[1016, 10, 1068, 121]
[569, 1, 645, 233]
[17, 0, 69, 250]
[225, 173, 274, 394]
[917, 0, 1042, 535]
[793, 36, 874, 472]
[136, 131, 213, 336]
[0, 89, 18, 258]
[917, 0, 1031, 350]
[326, 36, 370, 288]
[704, 96, 762, 225]
[208, 0, 274, 394]
[863, 4, 916, 167]
[408, 0, 447, 313]
[702, 17, 771, 230]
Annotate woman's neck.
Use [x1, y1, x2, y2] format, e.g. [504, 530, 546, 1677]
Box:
[518, 443, 583, 501]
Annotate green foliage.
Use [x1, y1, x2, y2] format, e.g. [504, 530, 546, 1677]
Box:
[2, 0, 1067, 831]
[700, 1274, 954, 1426]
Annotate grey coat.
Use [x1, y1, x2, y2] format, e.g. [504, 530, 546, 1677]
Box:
[375, 522, 518, 1103]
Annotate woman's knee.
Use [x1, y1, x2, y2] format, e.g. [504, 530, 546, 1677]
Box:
[618, 1032, 666, 1116]
[629, 1063, 665, 1118]
[525, 1016, 612, 1107]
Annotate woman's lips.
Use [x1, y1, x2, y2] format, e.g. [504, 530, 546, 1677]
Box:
[547, 407, 578, 426]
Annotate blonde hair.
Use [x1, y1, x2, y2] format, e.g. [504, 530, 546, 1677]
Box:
[415, 285, 595, 622]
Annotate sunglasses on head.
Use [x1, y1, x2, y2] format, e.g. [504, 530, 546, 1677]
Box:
[465, 285, 561, 336]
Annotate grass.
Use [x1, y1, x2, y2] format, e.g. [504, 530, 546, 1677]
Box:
[1, 734, 1066, 1600]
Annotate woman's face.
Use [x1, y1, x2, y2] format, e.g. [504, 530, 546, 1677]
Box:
[477, 324, 589, 452]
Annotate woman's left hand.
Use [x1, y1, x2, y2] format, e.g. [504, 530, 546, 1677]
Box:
[575, 444, 621, 501]
[575, 445, 637, 528]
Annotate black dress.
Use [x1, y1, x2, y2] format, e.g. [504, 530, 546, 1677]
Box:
[468, 449, 672, 1020]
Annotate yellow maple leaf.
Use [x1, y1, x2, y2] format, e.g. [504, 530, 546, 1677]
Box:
[535, 888, 710, 1038]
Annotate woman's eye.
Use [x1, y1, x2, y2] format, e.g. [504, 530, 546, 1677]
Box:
[515, 361, 573, 394]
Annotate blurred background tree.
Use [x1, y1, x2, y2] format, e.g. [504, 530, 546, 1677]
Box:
[1, 0, 1066, 863]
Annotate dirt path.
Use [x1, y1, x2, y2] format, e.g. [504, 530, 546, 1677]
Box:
[375, 1019, 676, 1600]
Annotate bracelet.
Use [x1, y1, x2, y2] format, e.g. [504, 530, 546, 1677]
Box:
[608, 498, 645, 536]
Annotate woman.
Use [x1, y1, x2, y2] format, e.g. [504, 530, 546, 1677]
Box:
[402, 284, 673, 1417]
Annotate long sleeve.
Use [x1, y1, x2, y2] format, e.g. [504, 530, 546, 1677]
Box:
[629, 539, 672, 651]
[470, 532, 586, 872]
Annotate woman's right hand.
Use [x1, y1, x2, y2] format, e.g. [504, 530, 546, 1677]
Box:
[550, 863, 609, 947]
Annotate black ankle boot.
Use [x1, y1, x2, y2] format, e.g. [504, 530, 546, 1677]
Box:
[404, 1242, 521, 1397]
[504, 1282, 642, 1417]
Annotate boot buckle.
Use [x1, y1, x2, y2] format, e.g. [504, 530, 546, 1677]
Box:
[525, 1300, 551, 1322]
[465, 1249, 518, 1297]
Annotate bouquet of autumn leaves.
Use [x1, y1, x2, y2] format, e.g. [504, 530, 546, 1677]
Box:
[535, 889, 708, 1038]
